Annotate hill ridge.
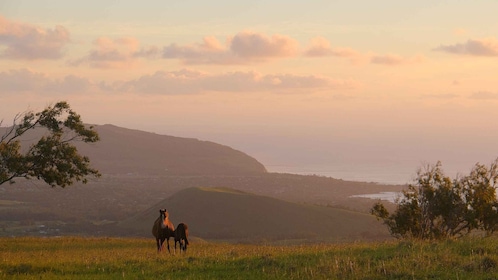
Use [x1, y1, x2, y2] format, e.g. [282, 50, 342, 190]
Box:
[121, 187, 390, 243]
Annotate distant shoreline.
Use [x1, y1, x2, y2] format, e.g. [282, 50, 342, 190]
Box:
[266, 160, 478, 186]
[265, 161, 425, 185]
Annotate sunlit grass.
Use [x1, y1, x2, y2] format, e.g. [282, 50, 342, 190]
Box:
[1, 237, 497, 279]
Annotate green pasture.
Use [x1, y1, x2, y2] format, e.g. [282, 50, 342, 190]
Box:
[1, 237, 497, 279]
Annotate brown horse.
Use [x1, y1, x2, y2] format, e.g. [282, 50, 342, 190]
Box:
[174, 223, 189, 253]
[152, 209, 175, 253]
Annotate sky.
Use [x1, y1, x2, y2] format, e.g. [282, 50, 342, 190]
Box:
[1, 1, 498, 184]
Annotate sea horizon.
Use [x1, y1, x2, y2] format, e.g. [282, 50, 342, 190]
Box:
[265, 160, 477, 186]
[266, 163, 414, 185]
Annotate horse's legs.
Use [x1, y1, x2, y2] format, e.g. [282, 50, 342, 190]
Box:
[158, 236, 167, 252]
[156, 238, 162, 252]
[165, 237, 171, 253]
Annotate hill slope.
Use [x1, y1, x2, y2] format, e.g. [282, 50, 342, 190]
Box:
[0, 124, 267, 176]
[121, 187, 390, 243]
[1, 124, 402, 240]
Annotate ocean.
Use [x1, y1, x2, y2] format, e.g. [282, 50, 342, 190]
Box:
[266, 163, 415, 185]
[265, 160, 476, 186]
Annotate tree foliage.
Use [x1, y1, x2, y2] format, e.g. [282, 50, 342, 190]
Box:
[0, 101, 100, 187]
[371, 159, 498, 239]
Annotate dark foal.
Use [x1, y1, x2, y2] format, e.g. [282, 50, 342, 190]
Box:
[174, 223, 189, 253]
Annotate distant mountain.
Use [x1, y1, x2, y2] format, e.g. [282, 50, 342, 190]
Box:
[121, 187, 390, 243]
[0, 124, 267, 176]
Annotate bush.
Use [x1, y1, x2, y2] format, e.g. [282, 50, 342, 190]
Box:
[371, 159, 498, 239]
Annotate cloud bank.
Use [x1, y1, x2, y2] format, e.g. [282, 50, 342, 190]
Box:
[0, 68, 92, 94]
[121, 69, 357, 94]
[69, 37, 146, 68]
[0, 16, 70, 60]
[1, 68, 357, 96]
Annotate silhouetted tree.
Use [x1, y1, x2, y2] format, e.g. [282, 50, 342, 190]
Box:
[457, 161, 498, 235]
[371, 159, 498, 239]
[0, 101, 100, 187]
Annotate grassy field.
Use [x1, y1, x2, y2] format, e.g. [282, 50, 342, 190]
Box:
[1, 237, 498, 279]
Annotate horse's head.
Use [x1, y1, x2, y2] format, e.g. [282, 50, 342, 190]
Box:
[159, 209, 169, 220]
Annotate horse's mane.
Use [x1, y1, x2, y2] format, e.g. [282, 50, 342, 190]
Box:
[162, 210, 175, 231]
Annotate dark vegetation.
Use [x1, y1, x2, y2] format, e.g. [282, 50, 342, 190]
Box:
[372, 159, 498, 239]
[0, 101, 100, 187]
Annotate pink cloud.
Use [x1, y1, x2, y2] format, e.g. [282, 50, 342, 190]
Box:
[122, 70, 358, 95]
[70, 36, 153, 68]
[203, 71, 320, 92]
[434, 38, 498, 56]
[229, 31, 299, 58]
[0, 68, 50, 92]
[162, 32, 299, 64]
[1, 67, 358, 96]
[119, 69, 205, 95]
[304, 37, 333, 57]
[304, 37, 361, 60]
[370, 53, 425, 65]
[0, 68, 92, 94]
[162, 36, 234, 64]
[133, 46, 161, 58]
[304, 37, 421, 66]
[370, 54, 405, 65]
[0, 16, 70, 60]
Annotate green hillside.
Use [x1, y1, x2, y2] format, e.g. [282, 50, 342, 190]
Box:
[121, 187, 391, 243]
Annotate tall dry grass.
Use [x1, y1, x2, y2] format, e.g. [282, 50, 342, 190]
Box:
[1, 236, 497, 279]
